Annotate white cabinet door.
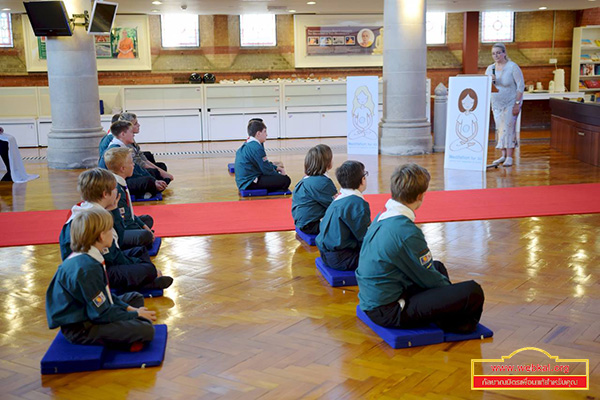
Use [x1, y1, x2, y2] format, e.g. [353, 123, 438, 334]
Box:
[166, 114, 202, 142]
[285, 112, 320, 138]
[320, 111, 347, 137]
[4, 120, 38, 147]
[37, 121, 51, 147]
[209, 114, 246, 141]
[135, 115, 166, 143]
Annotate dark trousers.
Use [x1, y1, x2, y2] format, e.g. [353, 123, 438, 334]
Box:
[121, 215, 154, 250]
[0, 140, 11, 181]
[107, 247, 157, 292]
[247, 174, 291, 192]
[142, 151, 168, 173]
[320, 247, 360, 271]
[299, 220, 320, 235]
[126, 175, 159, 197]
[365, 261, 484, 334]
[145, 167, 171, 185]
[142, 151, 167, 170]
[61, 292, 155, 347]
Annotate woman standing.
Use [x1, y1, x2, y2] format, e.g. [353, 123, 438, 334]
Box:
[485, 43, 524, 167]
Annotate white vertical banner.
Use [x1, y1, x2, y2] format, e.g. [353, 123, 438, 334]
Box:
[444, 75, 492, 171]
[347, 76, 379, 155]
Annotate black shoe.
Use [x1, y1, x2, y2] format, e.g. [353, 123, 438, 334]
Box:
[152, 276, 173, 289]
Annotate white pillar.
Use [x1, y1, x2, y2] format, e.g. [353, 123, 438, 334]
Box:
[433, 83, 448, 152]
[379, 0, 432, 155]
[46, 0, 103, 169]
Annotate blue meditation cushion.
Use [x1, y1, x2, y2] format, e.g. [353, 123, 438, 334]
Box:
[267, 190, 292, 196]
[102, 324, 168, 369]
[130, 193, 163, 202]
[239, 189, 292, 197]
[315, 257, 357, 287]
[239, 189, 268, 197]
[147, 237, 162, 257]
[228, 163, 235, 173]
[295, 227, 317, 246]
[356, 305, 445, 349]
[444, 323, 494, 342]
[41, 331, 105, 374]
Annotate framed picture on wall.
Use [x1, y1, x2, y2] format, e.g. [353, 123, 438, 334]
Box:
[294, 15, 383, 68]
[112, 27, 138, 59]
[22, 15, 151, 71]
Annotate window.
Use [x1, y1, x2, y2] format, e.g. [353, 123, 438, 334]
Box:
[426, 12, 446, 45]
[0, 12, 13, 47]
[481, 11, 514, 43]
[161, 14, 199, 48]
[240, 14, 276, 47]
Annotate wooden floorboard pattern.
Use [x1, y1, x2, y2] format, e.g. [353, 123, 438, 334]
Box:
[0, 135, 599, 399]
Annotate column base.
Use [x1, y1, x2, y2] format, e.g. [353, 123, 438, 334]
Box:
[379, 120, 433, 155]
[47, 129, 104, 169]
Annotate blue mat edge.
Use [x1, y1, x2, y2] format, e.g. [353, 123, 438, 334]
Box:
[130, 193, 163, 202]
[239, 189, 292, 197]
[41, 331, 105, 375]
[315, 257, 357, 287]
[356, 305, 445, 349]
[444, 324, 494, 342]
[295, 227, 317, 246]
[356, 305, 493, 348]
[148, 237, 162, 257]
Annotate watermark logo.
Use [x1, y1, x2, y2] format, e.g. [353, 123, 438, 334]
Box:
[471, 347, 588, 390]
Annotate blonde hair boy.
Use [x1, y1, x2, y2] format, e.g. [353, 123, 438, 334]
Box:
[104, 147, 132, 173]
[69, 208, 114, 253]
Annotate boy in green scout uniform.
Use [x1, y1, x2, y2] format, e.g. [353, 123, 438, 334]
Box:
[356, 163, 484, 333]
[316, 160, 371, 271]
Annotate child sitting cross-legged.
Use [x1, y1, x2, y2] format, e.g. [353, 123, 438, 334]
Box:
[356, 163, 485, 333]
[47, 208, 156, 349]
[291, 144, 337, 235]
[59, 168, 173, 293]
[316, 160, 371, 271]
[104, 147, 155, 250]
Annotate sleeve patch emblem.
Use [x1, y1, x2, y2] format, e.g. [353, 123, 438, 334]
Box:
[262, 156, 268, 162]
[420, 251, 432, 267]
[92, 291, 106, 308]
[119, 207, 125, 216]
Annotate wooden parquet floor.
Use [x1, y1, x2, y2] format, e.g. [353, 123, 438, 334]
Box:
[0, 135, 599, 399]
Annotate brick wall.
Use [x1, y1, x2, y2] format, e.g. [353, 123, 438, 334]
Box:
[578, 7, 600, 26]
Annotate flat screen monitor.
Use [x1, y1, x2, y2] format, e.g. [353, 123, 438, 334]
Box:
[23, 1, 72, 37]
[87, 1, 118, 36]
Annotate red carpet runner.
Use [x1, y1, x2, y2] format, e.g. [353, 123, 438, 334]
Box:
[1, 183, 599, 248]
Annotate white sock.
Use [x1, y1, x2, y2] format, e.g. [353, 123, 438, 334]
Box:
[493, 156, 506, 164]
[503, 157, 513, 166]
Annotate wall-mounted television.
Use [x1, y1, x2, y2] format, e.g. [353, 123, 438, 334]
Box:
[23, 1, 72, 37]
[87, 1, 118, 36]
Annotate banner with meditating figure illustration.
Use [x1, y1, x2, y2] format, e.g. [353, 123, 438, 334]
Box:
[346, 76, 379, 155]
[444, 75, 492, 171]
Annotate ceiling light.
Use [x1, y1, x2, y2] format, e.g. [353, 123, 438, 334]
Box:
[151, 9, 160, 13]
[307, 1, 316, 4]
[539, 6, 547, 9]
[288, 9, 296, 12]
[151, 1, 162, 4]
[1, 8, 10, 11]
